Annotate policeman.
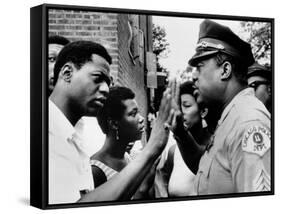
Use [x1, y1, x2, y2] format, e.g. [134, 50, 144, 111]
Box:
[176, 19, 271, 195]
[247, 62, 272, 113]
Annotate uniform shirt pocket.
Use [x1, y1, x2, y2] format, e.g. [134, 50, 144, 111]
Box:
[195, 152, 214, 195]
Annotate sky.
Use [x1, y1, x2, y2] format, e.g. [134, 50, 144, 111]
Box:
[152, 16, 246, 76]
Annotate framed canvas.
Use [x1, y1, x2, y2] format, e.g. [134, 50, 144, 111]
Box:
[30, 3, 274, 209]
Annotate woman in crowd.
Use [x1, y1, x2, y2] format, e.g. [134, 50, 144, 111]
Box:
[90, 86, 144, 185]
[154, 81, 211, 197]
[90, 86, 158, 199]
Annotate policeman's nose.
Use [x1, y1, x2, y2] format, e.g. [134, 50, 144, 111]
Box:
[192, 70, 199, 83]
[139, 115, 144, 124]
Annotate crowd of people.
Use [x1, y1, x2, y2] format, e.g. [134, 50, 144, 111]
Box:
[48, 19, 271, 204]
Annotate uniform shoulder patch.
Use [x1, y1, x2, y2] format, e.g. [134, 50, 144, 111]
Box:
[242, 125, 270, 157]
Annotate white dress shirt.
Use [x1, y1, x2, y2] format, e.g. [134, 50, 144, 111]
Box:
[48, 100, 94, 204]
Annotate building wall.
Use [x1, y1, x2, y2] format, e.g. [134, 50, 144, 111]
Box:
[117, 14, 149, 129]
[48, 9, 151, 141]
[48, 9, 119, 80]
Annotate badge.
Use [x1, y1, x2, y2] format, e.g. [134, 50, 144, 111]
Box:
[242, 125, 270, 157]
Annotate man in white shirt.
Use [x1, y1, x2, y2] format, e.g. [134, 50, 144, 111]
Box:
[74, 116, 105, 157]
[49, 40, 112, 204]
[49, 40, 175, 204]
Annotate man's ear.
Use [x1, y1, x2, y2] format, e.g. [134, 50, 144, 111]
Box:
[59, 63, 74, 83]
[220, 61, 232, 80]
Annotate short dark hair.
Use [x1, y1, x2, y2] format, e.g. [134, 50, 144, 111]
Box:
[53, 40, 112, 84]
[179, 81, 197, 108]
[97, 86, 135, 134]
[48, 35, 70, 46]
[213, 52, 248, 84]
[180, 81, 196, 97]
[179, 81, 208, 111]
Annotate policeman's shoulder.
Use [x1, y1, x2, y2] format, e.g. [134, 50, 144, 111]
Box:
[234, 95, 270, 125]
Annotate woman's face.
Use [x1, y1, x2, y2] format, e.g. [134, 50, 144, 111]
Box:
[118, 99, 145, 143]
[180, 94, 201, 129]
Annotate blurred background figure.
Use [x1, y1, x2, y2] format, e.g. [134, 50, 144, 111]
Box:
[154, 81, 210, 198]
[247, 62, 272, 113]
[48, 35, 70, 96]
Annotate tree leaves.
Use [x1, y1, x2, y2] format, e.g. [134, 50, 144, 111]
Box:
[240, 21, 271, 66]
[152, 24, 170, 73]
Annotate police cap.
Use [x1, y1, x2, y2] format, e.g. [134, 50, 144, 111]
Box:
[247, 62, 271, 81]
[188, 19, 254, 67]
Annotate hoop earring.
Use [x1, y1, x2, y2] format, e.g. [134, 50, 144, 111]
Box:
[116, 128, 119, 141]
[200, 108, 208, 119]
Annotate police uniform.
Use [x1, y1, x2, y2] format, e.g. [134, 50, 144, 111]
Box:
[188, 20, 271, 194]
[248, 62, 271, 81]
[247, 62, 272, 113]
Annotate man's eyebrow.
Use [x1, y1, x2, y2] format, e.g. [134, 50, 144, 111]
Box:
[102, 63, 110, 70]
[129, 107, 138, 114]
[91, 72, 111, 85]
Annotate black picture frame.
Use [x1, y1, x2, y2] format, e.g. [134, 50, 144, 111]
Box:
[30, 3, 274, 209]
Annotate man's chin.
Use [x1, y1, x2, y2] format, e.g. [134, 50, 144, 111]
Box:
[86, 108, 99, 117]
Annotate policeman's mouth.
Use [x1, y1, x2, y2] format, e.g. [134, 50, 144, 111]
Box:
[49, 77, 54, 86]
[139, 125, 145, 132]
[49, 83, 54, 91]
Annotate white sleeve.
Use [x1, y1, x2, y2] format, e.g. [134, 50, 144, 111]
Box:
[48, 135, 81, 204]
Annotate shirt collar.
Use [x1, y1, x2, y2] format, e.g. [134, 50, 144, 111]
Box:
[217, 88, 255, 127]
[49, 99, 76, 142]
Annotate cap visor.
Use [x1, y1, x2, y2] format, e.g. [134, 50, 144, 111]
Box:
[188, 50, 219, 66]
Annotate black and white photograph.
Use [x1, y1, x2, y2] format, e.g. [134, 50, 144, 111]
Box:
[30, 3, 274, 210]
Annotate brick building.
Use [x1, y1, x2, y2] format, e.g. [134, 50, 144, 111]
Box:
[49, 9, 162, 141]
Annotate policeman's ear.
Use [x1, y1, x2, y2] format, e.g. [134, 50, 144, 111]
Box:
[220, 61, 232, 80]
[58, 63, 74, 83]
